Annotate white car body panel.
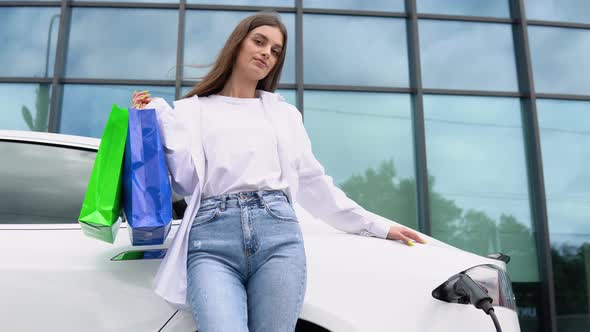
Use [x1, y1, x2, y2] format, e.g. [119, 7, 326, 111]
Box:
[0, 130, 521, 331]
[0, 223, 179, 331]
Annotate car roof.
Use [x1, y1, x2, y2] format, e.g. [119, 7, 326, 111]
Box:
[0, 130, 99, 150]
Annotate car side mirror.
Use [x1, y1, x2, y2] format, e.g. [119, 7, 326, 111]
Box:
[486, 253, 511, 264]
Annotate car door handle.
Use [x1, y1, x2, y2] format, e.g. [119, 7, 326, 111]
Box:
[111, 249, 168, 261]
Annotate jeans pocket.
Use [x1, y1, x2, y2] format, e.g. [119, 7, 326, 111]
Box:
[192, 205, 220, 228]
[263, 199, 298, 223]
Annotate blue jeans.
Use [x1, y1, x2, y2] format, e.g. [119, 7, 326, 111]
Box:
[187, 190, 307, 332]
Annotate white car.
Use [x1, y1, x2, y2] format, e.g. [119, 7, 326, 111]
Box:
[0, 130, 521, 332]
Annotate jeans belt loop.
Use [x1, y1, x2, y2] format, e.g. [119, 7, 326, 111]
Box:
[220, 194, 227, 211]
[255, 191, 265, 206]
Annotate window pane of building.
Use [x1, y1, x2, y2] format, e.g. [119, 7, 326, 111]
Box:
[60, 84, 175, 138]
[0, 141, 96, 224]
[188, 0, 293, 5]
[419, 20, 518, 91]
[424, 95, 541, 329]
[303, 0, 404, 12]
[0, 83, 52, 132]
[417, 0, 510, 18]
[277, 89, 296, 106]
[526, 0, 590, 25]
[75, 0, 178, 2]
[66, 8, 178, 80]
[0, 7, 60, 77]
[304, 15, 409, 87]
[528, 26, 590, 95]
[181, 86, 194, 98]
[304, 91, 417, 229]
[538, 99, 590, 331]
[184, 11, 295, 84]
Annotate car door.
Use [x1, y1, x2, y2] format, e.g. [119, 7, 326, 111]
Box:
[0, 137, 180, 332]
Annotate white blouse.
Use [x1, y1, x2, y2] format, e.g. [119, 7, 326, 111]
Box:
[146, 91, 396, 308]
[199, 94, 288, 199]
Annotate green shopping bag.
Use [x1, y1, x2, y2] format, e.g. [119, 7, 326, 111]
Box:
[78, 104, 129, 243]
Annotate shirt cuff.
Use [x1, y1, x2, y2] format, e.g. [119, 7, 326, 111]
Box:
[368, 219, 390, 239]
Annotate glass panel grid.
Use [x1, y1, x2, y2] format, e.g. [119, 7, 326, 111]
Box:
[538, 98, 590, 332]
[303, 0, 404, 12]
[66, 8, 178, 80]
[528, 26, 590, 95]
[188, 0, 293, 5]
[424, 94, 538, 283]
[1, 83, 52, 132]
[417, 0, 510, 18]
[419, 20, 518, 91]
[304, 14, 409, 87]
[0, 7, 60, 78]
[304, 90, 418, 229]
[526, 0, 590, 25]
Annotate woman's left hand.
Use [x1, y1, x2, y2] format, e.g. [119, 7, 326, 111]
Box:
[386, 226, 426, 246]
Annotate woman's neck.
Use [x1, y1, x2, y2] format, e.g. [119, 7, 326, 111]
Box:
[219, 74, 258, 98]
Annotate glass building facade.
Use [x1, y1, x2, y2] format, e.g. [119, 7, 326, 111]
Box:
[1, 1, 588, 331]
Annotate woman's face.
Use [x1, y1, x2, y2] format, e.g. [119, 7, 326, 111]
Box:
[234, 25, 284, 82]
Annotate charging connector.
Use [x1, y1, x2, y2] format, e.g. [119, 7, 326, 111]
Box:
[433, 273, 503, 332]
[453, 274, 502, 332]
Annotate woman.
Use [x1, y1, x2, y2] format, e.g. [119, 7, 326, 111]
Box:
[132, 11, 425, 332]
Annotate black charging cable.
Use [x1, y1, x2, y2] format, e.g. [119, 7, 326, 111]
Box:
[451, 274, 502, 332]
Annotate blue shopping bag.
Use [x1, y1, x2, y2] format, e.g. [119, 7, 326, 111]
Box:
[122, 107, 173, 246]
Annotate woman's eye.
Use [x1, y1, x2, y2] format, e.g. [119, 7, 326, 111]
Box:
[255, 39, 263, 45]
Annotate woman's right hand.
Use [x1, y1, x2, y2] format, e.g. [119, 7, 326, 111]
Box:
[132, 90, 152, 109]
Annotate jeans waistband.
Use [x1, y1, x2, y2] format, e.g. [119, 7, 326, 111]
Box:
[200, 190, 289, 211]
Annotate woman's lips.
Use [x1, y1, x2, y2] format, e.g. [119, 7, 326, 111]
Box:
[254, 58, 267, 68]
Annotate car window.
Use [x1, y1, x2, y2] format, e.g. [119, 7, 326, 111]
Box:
[0, 140, 96, 224]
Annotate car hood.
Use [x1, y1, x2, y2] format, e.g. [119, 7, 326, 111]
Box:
[294, 205, 518, 332]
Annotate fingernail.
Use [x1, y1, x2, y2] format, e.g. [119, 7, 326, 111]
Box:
[407, 241, 414, 246]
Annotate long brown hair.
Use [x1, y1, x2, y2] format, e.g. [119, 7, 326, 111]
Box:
[182, 12, 288, 99]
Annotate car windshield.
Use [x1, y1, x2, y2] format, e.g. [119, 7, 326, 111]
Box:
[0, 140, 96, 224]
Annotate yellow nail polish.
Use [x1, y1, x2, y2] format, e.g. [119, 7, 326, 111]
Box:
[408, 241, 414, 246]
